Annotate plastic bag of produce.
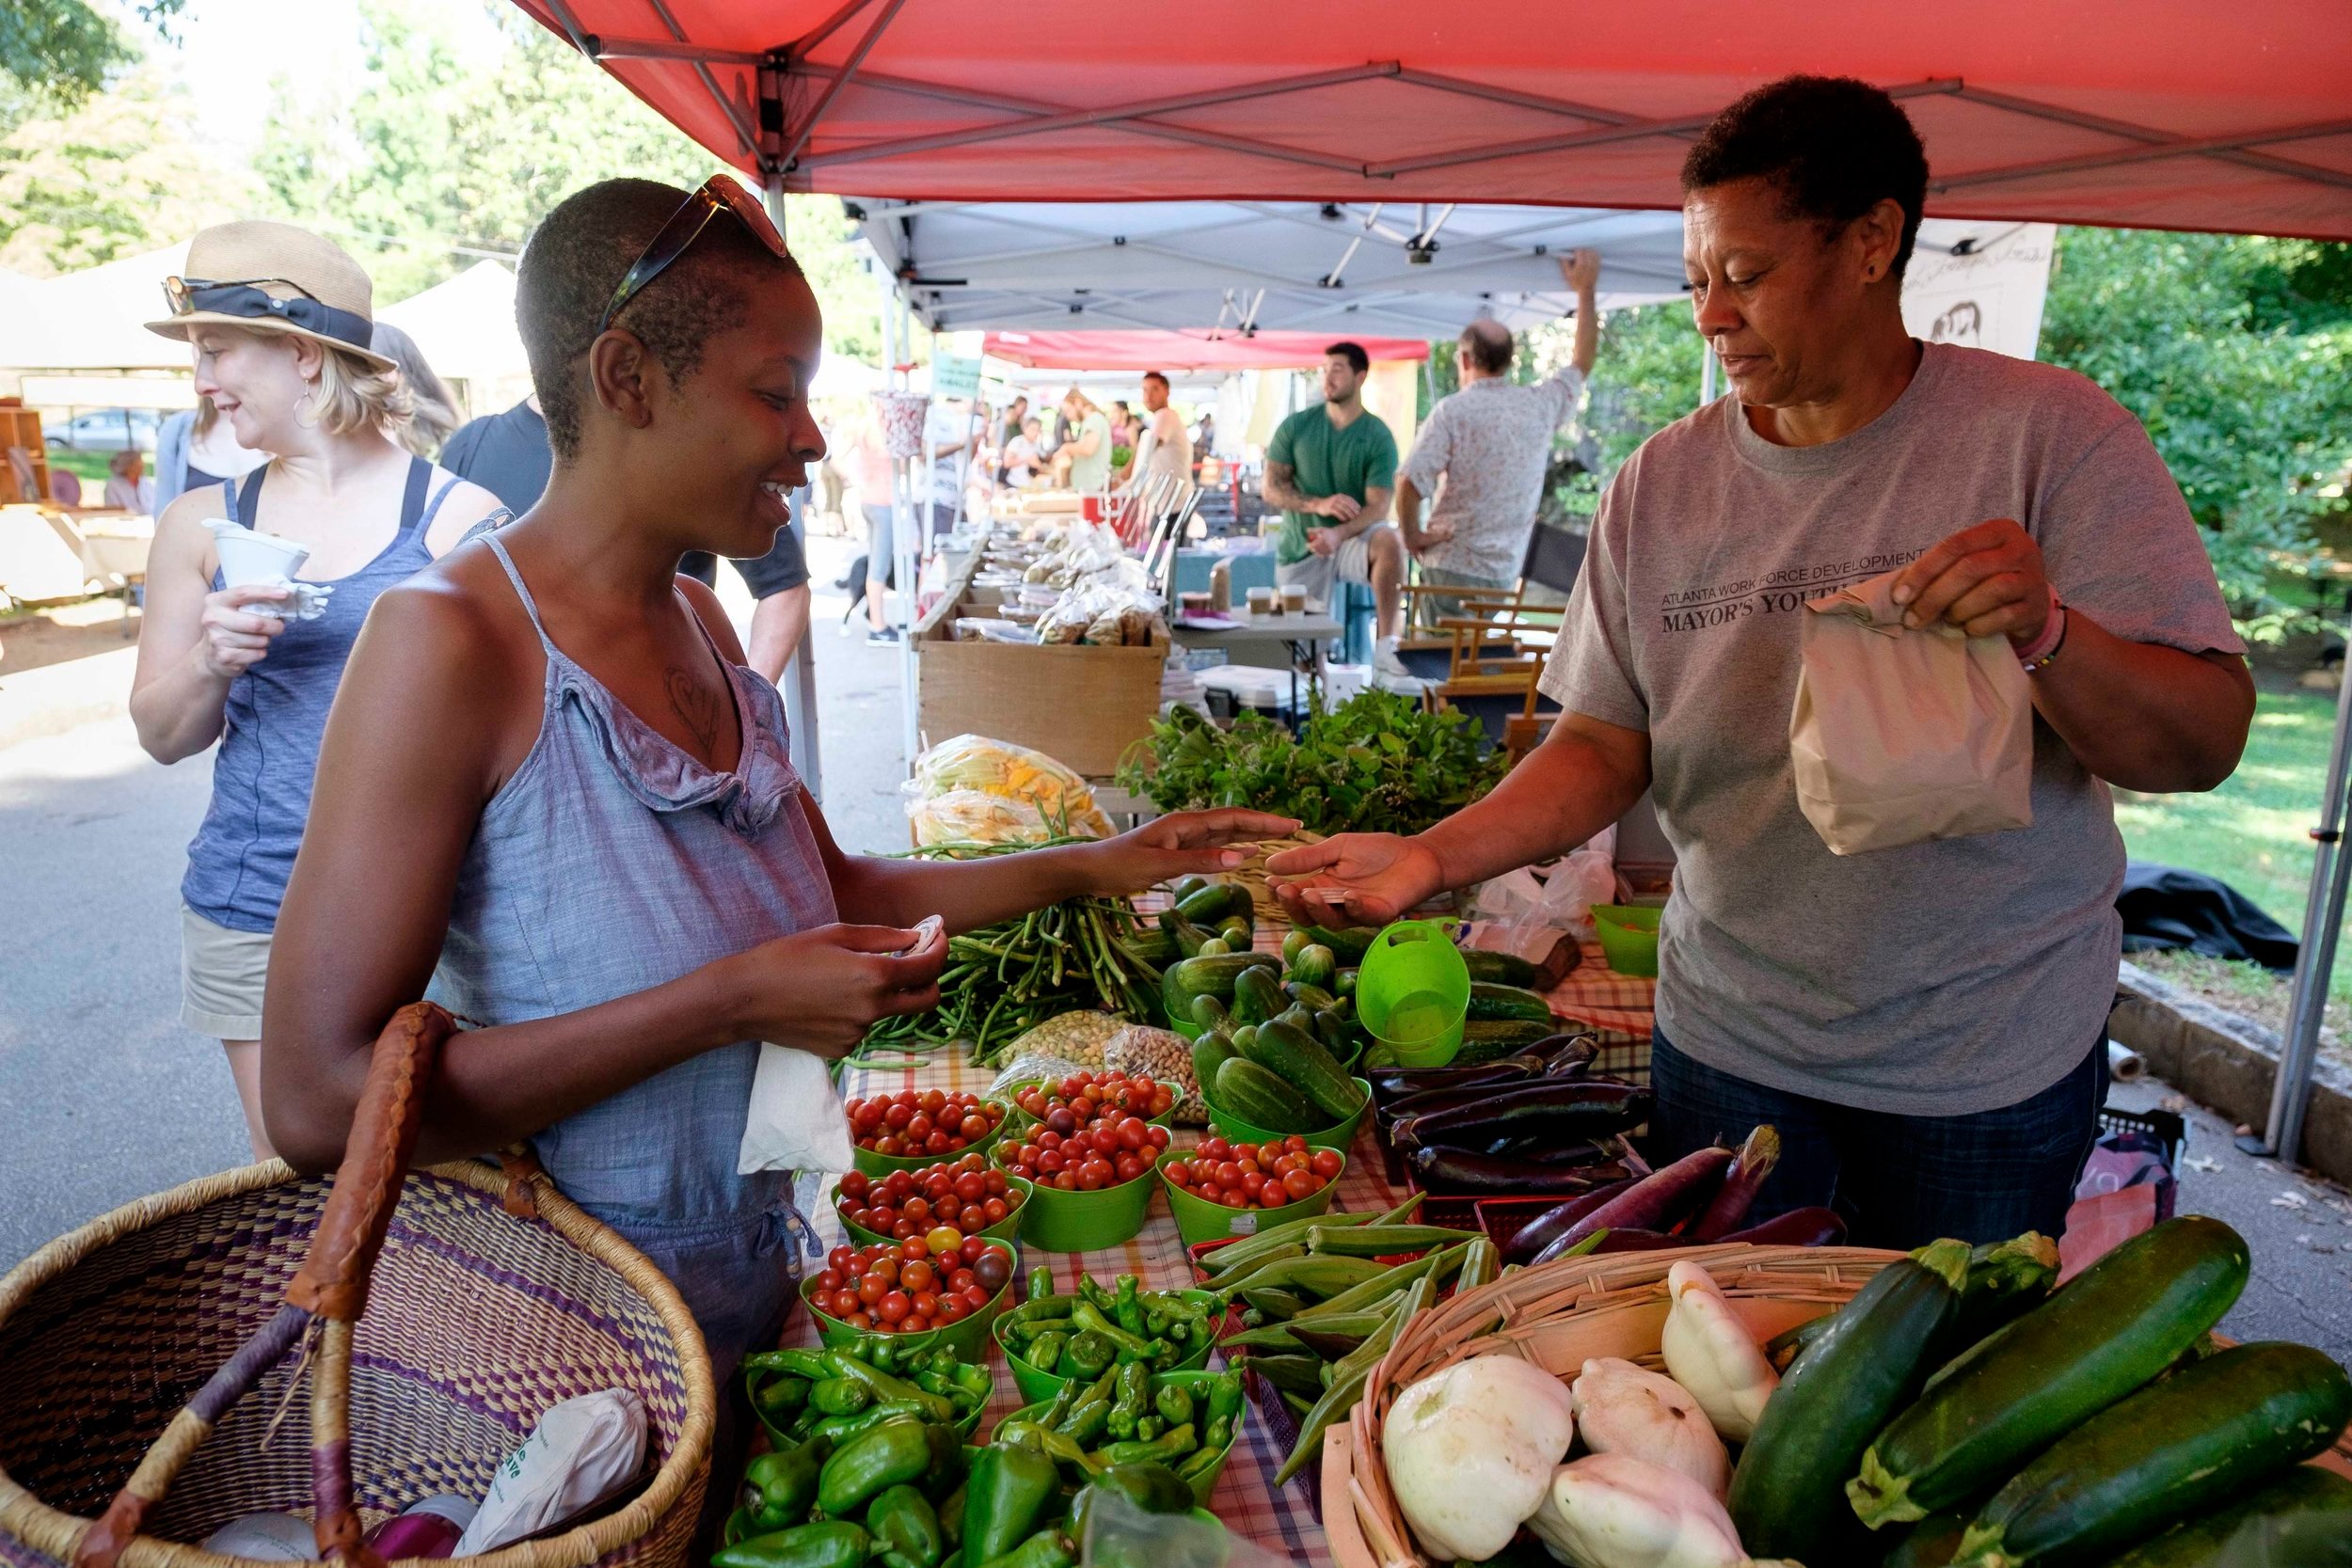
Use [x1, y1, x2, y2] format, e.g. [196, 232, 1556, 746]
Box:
[904, 734, 1113, 845]
[1789, 568, 2031, 856]
[1084, 1491, 1289, 1568]
[1103, 1023, 1204, 1123]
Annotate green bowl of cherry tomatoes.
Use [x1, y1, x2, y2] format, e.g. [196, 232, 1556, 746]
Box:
[802, 1233, 1018, 1360]
[834, 1153, 1033, 1249]
[847, 1086, 1009, 1177]
[993, 1101, 1175, 1253]
[996, 1070, 1180, 1134]
[1156, 1135, 1346, 1247]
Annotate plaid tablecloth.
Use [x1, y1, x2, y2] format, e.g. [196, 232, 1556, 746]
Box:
[793, 1053, 1403, 1568]
[1544, 937, 1657, 1084]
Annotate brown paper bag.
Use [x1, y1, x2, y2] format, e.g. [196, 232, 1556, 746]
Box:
[1789, 568, 2033, 855]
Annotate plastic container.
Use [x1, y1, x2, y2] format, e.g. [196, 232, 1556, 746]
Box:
[1591, 904, 1661, 977]
[993, 1080, 1179, 1135]
[1354, 921, 1469, 1068]
[993, 1369, 1237, 1506]
[992, 1284, 1224, 1404]
[798, 1236, 1018, 1361]
[995, 1149, 1159, 1253]
[834, 1171, 1034, 1249]
[1156, 1143, 1346, 1246]
[851, 1116, 1008, 1180]
[1200, 1076, 1373, 1154]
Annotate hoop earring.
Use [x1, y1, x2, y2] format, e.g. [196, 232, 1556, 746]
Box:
[295, 380, 322, 430]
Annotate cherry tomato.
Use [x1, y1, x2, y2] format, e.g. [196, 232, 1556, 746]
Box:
[1215, 1162, 1244, 1188]
[830, 1288, 862, 1318]
[948, 1267, 977, 1293]
[961, 1234, 989, 1264]
[1053, 1171, 1076, 1190]
[1282, 1169, 1317, 1200]
[1240, 1169, 1266, 1197]
[883, 1101, 914, 1130]
[878, 1291, 912, 1324]
[920, 1088, 947, 1115]
[1311, 1148, 1343, 1179]
[868, 1257, 899, 1286]
[1285, 1134, 1311, 1153]
[1037, 1148, 1066, 1175]
[1147, 1126, 1170, 1150]
[1166, 1161, 1194, 1187]
[963, 1284, 992, 1310]
[1115, 1153, 1145, 1183]
[980, 1196, 1009, 1223]
[826, 1244, 855, 1272]
[898, 1259, 935, 1294]
[856, 1272, 887, 1307]
[936, 1293, 969, 1323]
[1218, 1187, 1248, 1209]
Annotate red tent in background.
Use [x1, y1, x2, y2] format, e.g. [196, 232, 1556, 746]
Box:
[982, 330, 1427, 372]
[516, 0, 2351, 239]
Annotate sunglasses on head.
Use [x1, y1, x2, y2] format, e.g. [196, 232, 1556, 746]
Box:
[162, 276, 374, 353]
[597, 174, 790, 336]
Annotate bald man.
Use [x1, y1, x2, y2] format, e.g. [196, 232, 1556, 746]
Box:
[1398, 250, 1601, 617]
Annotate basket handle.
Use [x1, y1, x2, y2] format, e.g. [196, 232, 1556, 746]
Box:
[73, 1002, 456, 1568]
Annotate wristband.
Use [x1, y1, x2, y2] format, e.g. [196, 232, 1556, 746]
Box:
[2018, 588, 2068, 673]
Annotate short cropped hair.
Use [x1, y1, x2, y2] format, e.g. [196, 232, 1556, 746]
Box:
[1325, 341, 1370, 376]
[1680, 75, 1929, 279]
[1458, 319, 1513, 376]
[516, 178, 803, 461]
[1141, 371, 1169, 390]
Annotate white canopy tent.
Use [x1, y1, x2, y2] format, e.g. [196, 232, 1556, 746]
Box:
[0, 244, 191, 375]
[377, 261, 533, 415]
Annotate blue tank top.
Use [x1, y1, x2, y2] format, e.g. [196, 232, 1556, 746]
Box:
[429, 533, 836, 1375]
[182, 458, 456, 931]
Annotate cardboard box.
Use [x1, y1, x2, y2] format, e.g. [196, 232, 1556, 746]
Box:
[915, 566, 1167, 778]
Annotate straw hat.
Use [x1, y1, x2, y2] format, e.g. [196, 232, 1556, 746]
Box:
[146, 220, 396, 372]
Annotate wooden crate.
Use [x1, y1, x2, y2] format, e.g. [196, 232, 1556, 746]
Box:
[0, 407, 54, 505]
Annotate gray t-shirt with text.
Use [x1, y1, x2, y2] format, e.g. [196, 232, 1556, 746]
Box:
[1541, 342, 2243, 1115]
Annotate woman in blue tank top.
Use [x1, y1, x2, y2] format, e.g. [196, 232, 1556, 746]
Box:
[129, 221, 503, 1160]
[259, 180, 1290, 1508]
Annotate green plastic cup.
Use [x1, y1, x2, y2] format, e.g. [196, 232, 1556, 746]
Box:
[1198, 1077, 1373, 1154]
[1156, 1142, 1347, 1246]
[1592, 903, 1661, 977]
[1355, 921, 1470, 1068]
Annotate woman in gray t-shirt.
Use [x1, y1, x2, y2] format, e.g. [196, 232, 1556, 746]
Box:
[1269, 78, 2251, 1248]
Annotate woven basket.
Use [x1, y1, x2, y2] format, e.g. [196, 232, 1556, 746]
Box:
[1321, 1242, 2352, 1568]
[0, 1005, 714, 1568]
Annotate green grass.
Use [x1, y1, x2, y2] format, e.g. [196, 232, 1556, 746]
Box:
[2114, 686, 2347, 997]
[46, 450, 116, 486]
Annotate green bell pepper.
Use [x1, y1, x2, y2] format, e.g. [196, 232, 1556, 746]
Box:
[951, 1360, 993, 1404]
[1105, 1360, 1151, 1442]
[1135, 1416, 1164, 1442]
[924, 1420, 967, 1498]
[867, 1484, 945, 1568]
[1070, 1301, 1158, 1365]
[1029, 1265, 1056, 1302]
[961, 1442, 1062, 1565]
[1056, 1367, 1118, 1445]
[823, 1350, 958, 1424]
[996, 1419, 1104, 1476]
[974, 1529, 1075, 1568]
[808, 1377, 871, 1417]
[1112, 1276, 1147, 1338]
[1024, 1331, 1067, 1376]
[817, 1416, 934, 1516]
[1153, 1383, 1195, 1428]
[809, 1399, 930, 1444]
[743, 1434, 832, 1531]
[754, 1374, 810, 1416]
[1174, 1443, 1223, 1485]
[714, 1521, 871, 1568]
[937, 1483, 966, 1549]
[1057, 1329, 1117, 1383]
[1098, 1423, 1196, 1469]
[744, 1347, 833, 1381]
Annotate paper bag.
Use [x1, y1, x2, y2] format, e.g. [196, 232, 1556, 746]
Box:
[1789, 568, 2033, 855]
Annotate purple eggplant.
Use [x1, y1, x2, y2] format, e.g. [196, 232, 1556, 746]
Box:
[1529, 1147, 1735, 1264]
[1502, 1179, 1638, 1264]
[1590, 1229, 1683, 1253]
[1717, 1207, 1847, 1247]
[1690, 1125, 1782, 1242]
[1371, 1061, 1536, 1104]
[1391, 1080, 1652, 1150]
[1406, 1145, 1634, 1195]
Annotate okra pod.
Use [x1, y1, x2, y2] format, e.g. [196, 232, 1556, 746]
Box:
[1292, 1241, 1470, 1322]
[1303, 1224, 1477, 1258]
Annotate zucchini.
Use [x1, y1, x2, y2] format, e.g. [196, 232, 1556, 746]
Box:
[1214, 1056, 1318, 1132]
[1451, 1019, 1557, 1064]
[1764, 1312, 1836, 1374]
[1231, 965, 1287, 1027]
[1730, 1241, 1971, 1563]
[1884, 1508, 1975, 1568]
[1245, 1019, 1362, 1123]
[1951, 1341, 2352, 1567]
[1850, 1215, 2252, 1529]
[2096, 1465, 2352, 1566]
[1459, 948, 1550, 989]
[1464, 981, 1556, 1023]
[1931, 1232, 2061, 1368]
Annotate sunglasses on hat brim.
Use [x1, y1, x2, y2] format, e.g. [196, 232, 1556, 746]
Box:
[163, 276, 375, 355]
[597, 175, 789, 336]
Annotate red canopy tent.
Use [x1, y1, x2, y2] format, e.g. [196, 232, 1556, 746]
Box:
[516, 0, 2350, 239]
[982, 329, 1426, 372]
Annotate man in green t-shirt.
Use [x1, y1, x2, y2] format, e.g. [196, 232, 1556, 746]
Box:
[1262, 342, 1409, 680]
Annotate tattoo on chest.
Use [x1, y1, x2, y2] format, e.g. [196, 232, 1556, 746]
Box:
[664, 666, 725, 754]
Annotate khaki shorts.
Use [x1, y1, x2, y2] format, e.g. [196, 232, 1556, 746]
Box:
[1275, 522, 1395, 609]
[182, 904, 272, 1040]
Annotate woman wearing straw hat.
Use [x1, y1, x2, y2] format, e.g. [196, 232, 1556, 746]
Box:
[129, 221, 504, 1162]
[260, 177, 1289, 1420]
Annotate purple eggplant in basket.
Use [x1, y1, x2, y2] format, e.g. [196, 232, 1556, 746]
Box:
[1717, 1206, 1847, 1246]
[1502, 1180, 1640, 1264]
[1406, 1145, 1634, 1195]
[1391, 1080, 1652, 1150]
[1529, 1146, 1735, 1264]
[1690, 1125, 1781, 1241]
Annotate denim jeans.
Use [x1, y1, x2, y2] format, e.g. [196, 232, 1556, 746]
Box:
[1647, 1030, 2108, 1249]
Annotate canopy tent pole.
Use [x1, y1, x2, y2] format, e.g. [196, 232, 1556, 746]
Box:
[2242, 656, 2352, 1166]
[760, 175, 825, 800]
[879, 263, 921, 766]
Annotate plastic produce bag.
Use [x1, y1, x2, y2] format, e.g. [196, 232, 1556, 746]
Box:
[903, 734, 1113, 845]
[453, 1389, 648, 1555]
[990, 1050, 1102, 1093]
[1789, 569, 2032, 856]
[1083, 1492, 1292, 1568]
[1103, 1023, 1204, 1123]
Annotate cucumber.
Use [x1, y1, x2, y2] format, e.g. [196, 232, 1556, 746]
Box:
[1850, 1216, 2252, 1529]
[1730, 1241, 1971, 1563]
[1464, 981, 1555, 1023]
[1191, 1031, 1236, 1094]
[1952, 1341, 2351, 1567]
[1459, 948, 1550, 989]
[1246, 1018, 1362, 1123]
[2096, 1465, 2352, 1566]
[1162, 951, 1280, 1038]
[1303, 925, 1377, 962]
[1450, 1019, 1557, 1064]
[1176, 882, 1252, 924]
[1232, 965, 1287, 1027]
[1289, 943, 1338, 990]
[1214, 1056, 1317, 1132]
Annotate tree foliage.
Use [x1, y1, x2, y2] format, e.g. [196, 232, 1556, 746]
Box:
[1, 0, 186, 104]
[254, 2, 882, 360]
